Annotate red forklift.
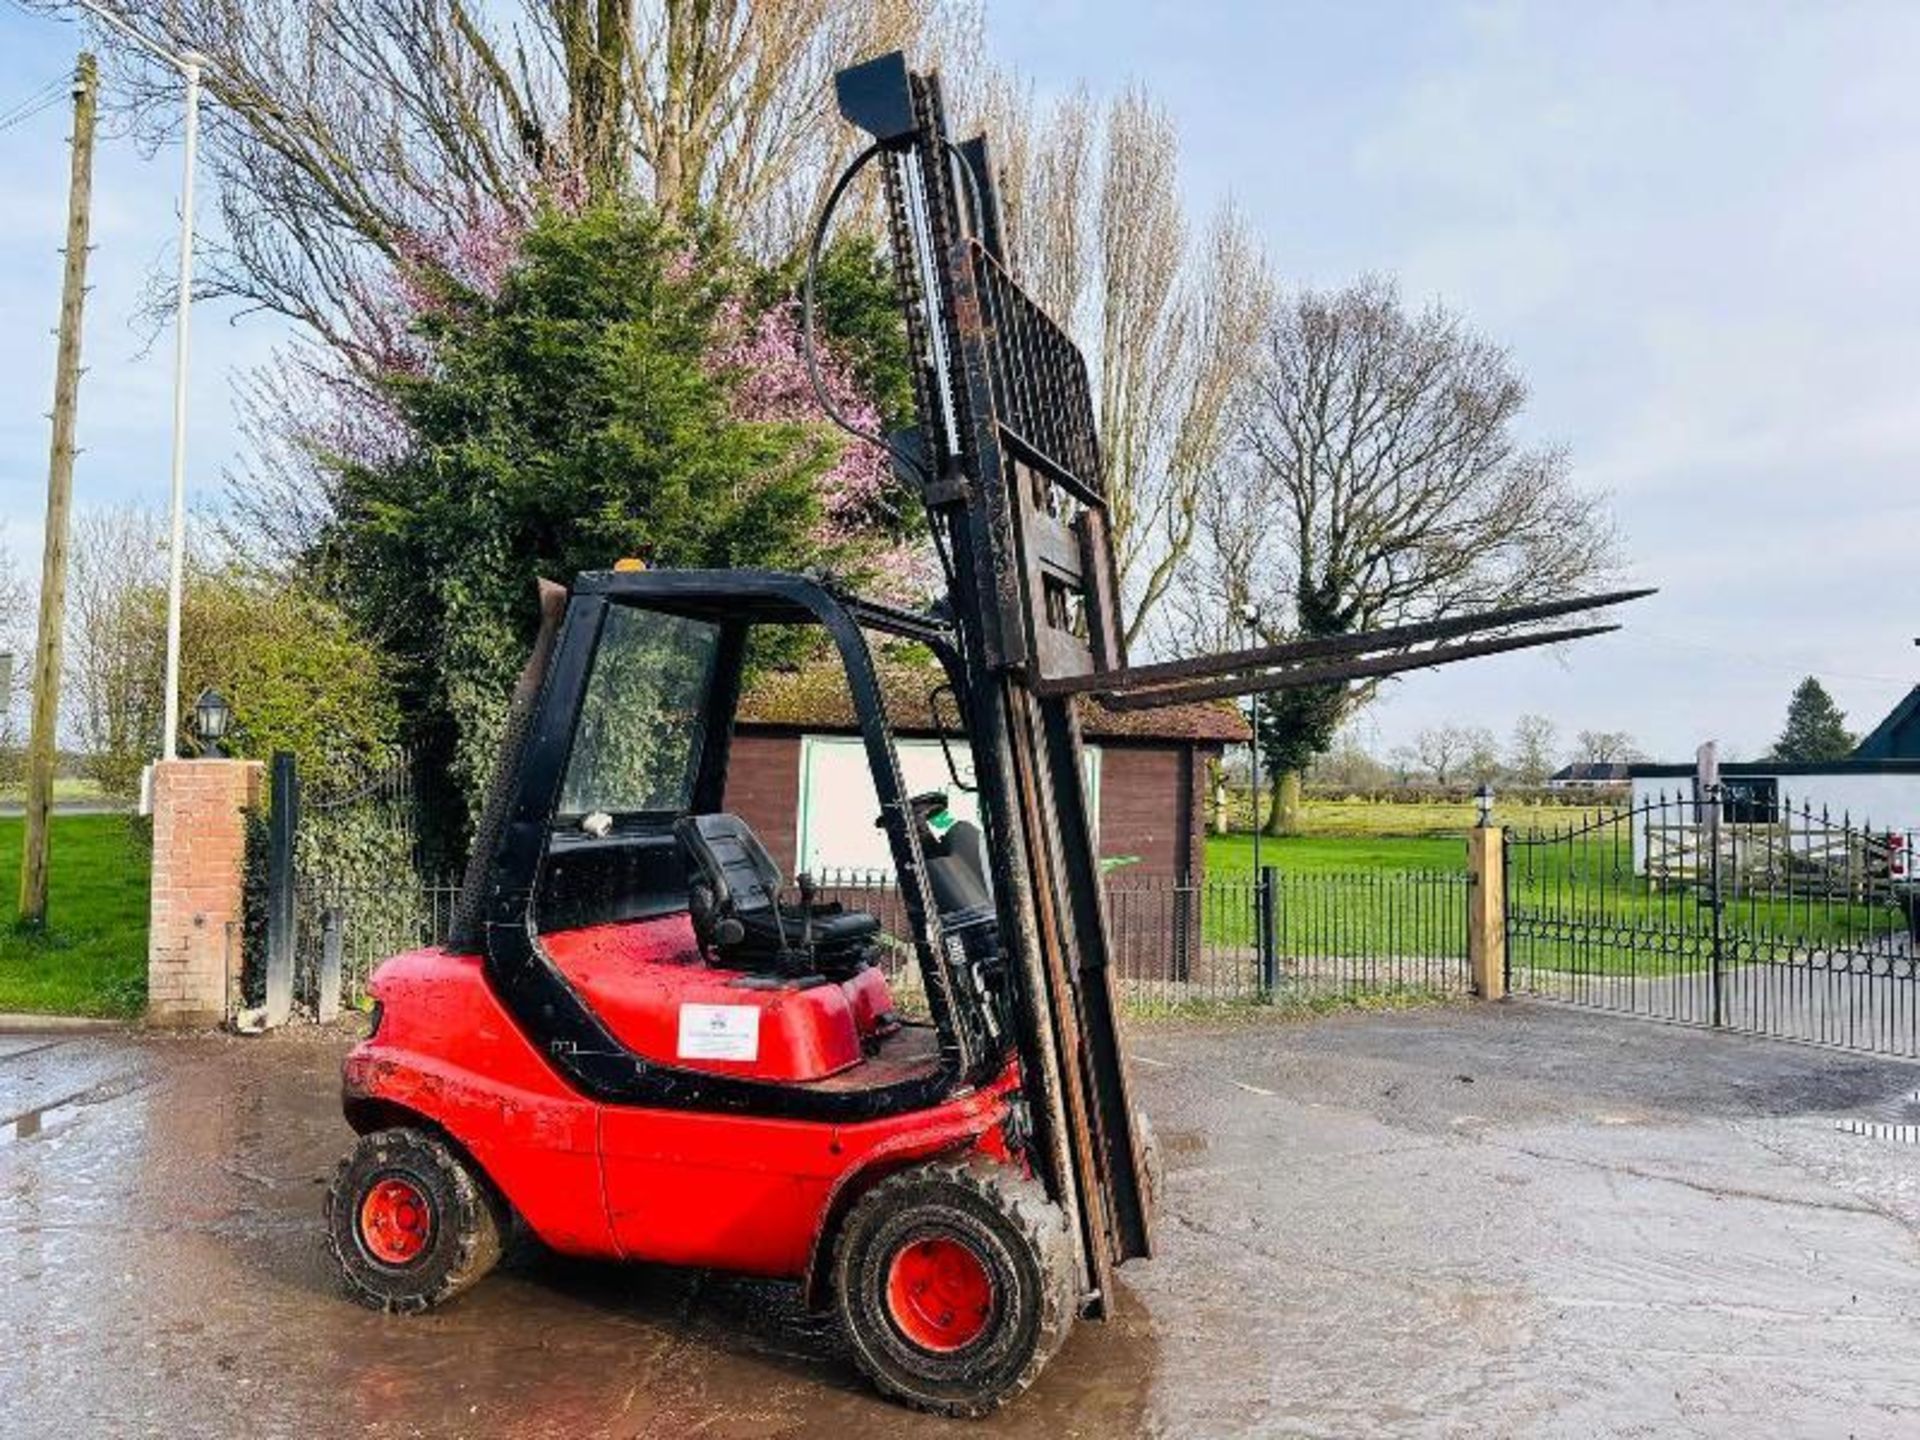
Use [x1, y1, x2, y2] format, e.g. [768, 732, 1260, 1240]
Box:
[325, 53, 1647, 1415]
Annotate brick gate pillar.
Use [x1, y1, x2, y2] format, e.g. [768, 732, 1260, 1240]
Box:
[147, 759, 265, 1027]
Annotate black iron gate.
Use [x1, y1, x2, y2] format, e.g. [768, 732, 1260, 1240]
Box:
[1506, 789, 1920, 1056]
[261, 750, 457, 1019]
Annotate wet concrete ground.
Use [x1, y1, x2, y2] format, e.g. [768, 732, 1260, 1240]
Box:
[5, 1002, 1919, 1438]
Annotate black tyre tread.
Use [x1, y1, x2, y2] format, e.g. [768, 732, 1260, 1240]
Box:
[324, 1126, 503, 1315]
[834, 1156, 1076, 1419]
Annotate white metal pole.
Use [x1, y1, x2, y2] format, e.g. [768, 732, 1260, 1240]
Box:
[73, 5, 209, 760]
[160, 57, 200, 760]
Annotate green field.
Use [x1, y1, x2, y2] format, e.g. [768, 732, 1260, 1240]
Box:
[1189, 833, 1464, 958]
[1206, 830, 1461, 875]
[0, 798, 1900, 1017]
[1200, 815, 1906, 976]
[0, 815, 150, 1017]
[0, 777, 107, 805]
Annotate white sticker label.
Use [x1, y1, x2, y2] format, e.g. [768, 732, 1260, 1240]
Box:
[677, 1003, 761, 1062]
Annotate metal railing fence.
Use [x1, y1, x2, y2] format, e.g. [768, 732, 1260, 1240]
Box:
[295, 868, 1471, 1017]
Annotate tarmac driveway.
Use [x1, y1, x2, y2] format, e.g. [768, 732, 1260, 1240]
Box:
[4, 1002, 1919, 1438]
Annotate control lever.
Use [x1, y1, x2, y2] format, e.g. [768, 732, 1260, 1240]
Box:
[797, 872, 818, 952]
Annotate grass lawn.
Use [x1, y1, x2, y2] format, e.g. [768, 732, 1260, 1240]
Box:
[0, 776, 107, 805]
[1196, 830, 1467, 957]
[0, 815, 150, 1017]
[1256, 796, 1596, 838]
[1206, 830, 1461, 875]
[1202, 795, 1612, 873]
[1200, 805, 1907, 976]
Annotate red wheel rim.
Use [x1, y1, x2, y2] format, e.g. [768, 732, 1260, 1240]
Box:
[359, 1176, 434, 1266]
[884, 1235, 994, 1353]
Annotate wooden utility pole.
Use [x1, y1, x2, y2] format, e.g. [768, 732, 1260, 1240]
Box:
[19, 53, 98, 928]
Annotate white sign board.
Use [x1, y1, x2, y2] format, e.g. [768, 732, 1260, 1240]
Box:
[677, 1003, 761, 1062]
[796, 736, 1100, 876]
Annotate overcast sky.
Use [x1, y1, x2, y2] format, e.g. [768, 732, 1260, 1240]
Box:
[2, 1, 1917, 764]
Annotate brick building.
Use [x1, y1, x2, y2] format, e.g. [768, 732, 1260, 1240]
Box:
[722, 656, 1247, 884]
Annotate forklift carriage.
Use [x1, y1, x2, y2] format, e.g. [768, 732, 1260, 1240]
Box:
[325, 51, 1647, 1417]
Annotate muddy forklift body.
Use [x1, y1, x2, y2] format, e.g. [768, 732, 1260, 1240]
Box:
[334, 571, 1091, 1411]
[328, 52, 1647, 1415]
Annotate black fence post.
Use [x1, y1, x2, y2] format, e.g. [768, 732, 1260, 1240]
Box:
[1706, 782, 1724, 1029]
[1171, 877, 1194, 984]
[265, 750, 300, 1028]
[1258, 865, 1279, 995]
[1500, 831, 1513, 997]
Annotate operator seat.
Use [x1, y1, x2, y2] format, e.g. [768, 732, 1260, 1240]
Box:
[674, 813, 880, 977]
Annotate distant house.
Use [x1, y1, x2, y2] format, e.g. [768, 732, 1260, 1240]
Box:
[1628, 758, 1920, 824]
[1854, 685, 1920, 761]
[1624, 677, 1920, 837]
[721, 656, 1249, 884]
[1616, 689, 1920, 878]
[1548, 762, 1633, 789]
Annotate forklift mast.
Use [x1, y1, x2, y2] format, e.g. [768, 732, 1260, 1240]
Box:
[828, 52, 1649, 1311]
[832, 53, 1151, 1313]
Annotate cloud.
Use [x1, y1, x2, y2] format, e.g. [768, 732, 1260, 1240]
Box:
[5, 3, 1914, 768]
[0, 15, 285, 601]
[990, 1, 1920, 760]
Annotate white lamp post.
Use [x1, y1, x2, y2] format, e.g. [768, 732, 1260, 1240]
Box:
[74, 2, 207, 760]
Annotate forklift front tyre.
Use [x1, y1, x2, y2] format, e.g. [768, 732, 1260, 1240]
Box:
[833, 1158, 1076, 1418]
[326, 1127, 506, 1314]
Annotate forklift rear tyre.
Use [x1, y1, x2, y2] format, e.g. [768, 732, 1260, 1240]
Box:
[833, 1158, 1076, 1418]
[326, 1127, 505, 1314]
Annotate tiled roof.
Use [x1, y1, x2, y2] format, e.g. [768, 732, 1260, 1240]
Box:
[1551, 762, 1633, 782]
[738, 654, 1249, 744]
[1855, 684, 1920, 760]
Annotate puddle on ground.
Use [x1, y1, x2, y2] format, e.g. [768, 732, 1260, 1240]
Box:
[1, 1072, 153, 1147]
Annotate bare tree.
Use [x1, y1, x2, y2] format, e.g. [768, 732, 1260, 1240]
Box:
[64, 507, 169, 796]
[1413, 725, 1470, 787]
[1308, 733, 1393, 793]
[1507, 713, 1558, 786]
[1460, 726, 1501, 787]
[0, 527, 24, 655]
[629, 0, 979, 252]
[216, 349, 373, 571]
[1573, 728, 1643, 766]
[0, 530, 26, 788]
[1185, 276, 1618, 815]
[48, 0, 537, 359]
[981, 80, 1269, 649]
[56, 0, 974, 357]
[1388, 745, 1420, 786]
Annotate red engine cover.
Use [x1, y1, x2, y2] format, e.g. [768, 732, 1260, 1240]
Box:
[542, 916, 896, 1082]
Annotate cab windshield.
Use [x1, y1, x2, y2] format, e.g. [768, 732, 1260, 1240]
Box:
[558, 605, 720, 818]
